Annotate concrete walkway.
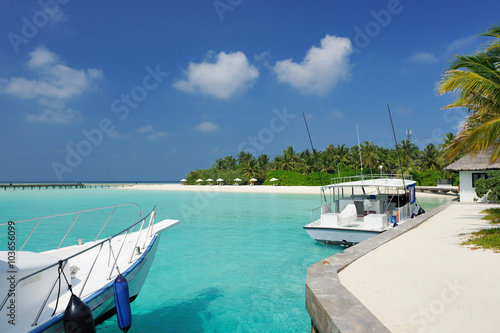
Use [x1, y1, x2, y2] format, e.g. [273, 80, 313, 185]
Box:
[339, 203, 500, 333]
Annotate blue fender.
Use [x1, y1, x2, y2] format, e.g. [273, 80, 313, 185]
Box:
[114, 274, 132, 332]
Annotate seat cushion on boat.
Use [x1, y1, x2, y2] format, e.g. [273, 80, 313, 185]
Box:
[339, 204, 357, 226]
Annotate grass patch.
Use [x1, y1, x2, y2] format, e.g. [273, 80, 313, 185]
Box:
[480, 208, 500, 224]
[462, 228, 500, 252]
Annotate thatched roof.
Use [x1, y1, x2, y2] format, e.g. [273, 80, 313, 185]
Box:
[445, 149, 500, 172]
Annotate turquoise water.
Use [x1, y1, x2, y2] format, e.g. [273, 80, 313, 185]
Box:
[0, 189, 452, 332]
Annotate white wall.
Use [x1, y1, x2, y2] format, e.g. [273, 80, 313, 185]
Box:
[459, 170, 488, 202]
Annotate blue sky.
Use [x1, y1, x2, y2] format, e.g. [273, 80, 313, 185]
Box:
[0, 0, 499, 182]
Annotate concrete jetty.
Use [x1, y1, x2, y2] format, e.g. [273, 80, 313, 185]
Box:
[306, 202, 500, 333]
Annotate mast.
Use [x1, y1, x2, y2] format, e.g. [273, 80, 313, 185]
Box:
[356, 125, 363, 180]
[303, 113, 327, 204]
[387, 104, 406, 208]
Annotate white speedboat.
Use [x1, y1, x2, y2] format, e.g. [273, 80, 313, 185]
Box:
[0, 204, 179, 332]
[304, 175, 423, 246]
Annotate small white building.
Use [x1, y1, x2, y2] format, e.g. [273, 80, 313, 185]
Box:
[445, 150, 500, 202]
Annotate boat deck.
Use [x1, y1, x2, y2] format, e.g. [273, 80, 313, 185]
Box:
[0, 219, 178, 333]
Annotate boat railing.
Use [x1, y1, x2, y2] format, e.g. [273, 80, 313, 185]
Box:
[310, 203, 331, 224]
[0, 204, 157, 328]
[329, 173, 413, 185]
[10, 203, 142, 251]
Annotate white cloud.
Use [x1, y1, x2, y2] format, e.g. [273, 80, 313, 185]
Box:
[445, 35, 477, 54]
[108, 131, 129, 139]
[147, 131, 168, 141]
[406, 36, 477, 68]
[24, 97, 82, 124]
[135, 125, 154, 133]
[174, 51, 259, 99]
[408, 52, 438, 63]
[273, 35, 352, 96]
[135, 125, 168, 140]
[0, 46, 102, 124]
[2, 46, 102, 100]
[327, 110, 344, 119]
[25, 107, 82, 124]
[193, 121, 219, 133]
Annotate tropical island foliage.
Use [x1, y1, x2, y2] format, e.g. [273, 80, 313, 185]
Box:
[475, 170, 500, 202]
[185, 136, 459, 186]
[437, 24, 500, 163]
[438, 23, 500, 250]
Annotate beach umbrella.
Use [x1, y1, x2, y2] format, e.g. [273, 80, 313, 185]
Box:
[180, 178, 187, 182]
[216, 178, 224, 182]
[196, 179, 203, 183]
[234, 178, 242, 182]
[206, 178, 213, 182]
[249, 178, 257, 182]
[270, 178, 278, 182]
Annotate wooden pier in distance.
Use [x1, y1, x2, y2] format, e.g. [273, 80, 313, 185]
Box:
[415, 185, 459, 195]
[0, 183, 133, 190]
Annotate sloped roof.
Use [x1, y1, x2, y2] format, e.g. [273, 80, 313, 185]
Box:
[445, 149, 500, 172]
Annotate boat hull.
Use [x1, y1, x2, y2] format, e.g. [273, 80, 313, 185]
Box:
[29, 233, 162, 333]
[303, 226, 382, 246]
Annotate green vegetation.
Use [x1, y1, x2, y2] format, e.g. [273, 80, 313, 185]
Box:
[185, 136, 457, 185]
[480, 208, 500, 224]
[438, 24, 500, 163]
[475, 170, 500, 203]
[441, 25, 500, 252]
[461, 208, 500, 251]
[461, 228, 500, 252]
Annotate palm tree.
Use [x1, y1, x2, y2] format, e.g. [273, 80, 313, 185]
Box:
[361, 141, 380, 171]
[223, 156, 237, 171]
[438, 132, 455, 151]
[437, 24, 500, 162]
[349, 145, 362, 170]
[242, 159, 258, 179]
[297, 149, 315, 174]
[280, 146, 297, 171]
[317, 152, 331, 173]
[336, 144, 350, 166]
[237, 151, 254, 165]
[257, 154, 270, 180]
[213, 158, 224, 171]
[398, 139, 419, 171]
[257, 154, 270, 170]
[419, 144, 443, 171]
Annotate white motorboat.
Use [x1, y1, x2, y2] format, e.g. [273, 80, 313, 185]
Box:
[0, 204, 179, 332]
[304, 175, 423, 246]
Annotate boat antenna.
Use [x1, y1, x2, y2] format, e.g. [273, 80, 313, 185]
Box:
[356, 125, 364, 180]
[387, 104, 406, 188]
[303, 113, 327, 204]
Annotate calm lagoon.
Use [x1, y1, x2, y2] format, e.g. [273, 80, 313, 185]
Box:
[0, 188, 452, 332]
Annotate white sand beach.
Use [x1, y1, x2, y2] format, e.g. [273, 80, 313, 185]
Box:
[120, 183, 456, 198]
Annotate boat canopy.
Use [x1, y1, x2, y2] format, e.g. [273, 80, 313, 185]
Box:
[323, 178, 416, 189]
